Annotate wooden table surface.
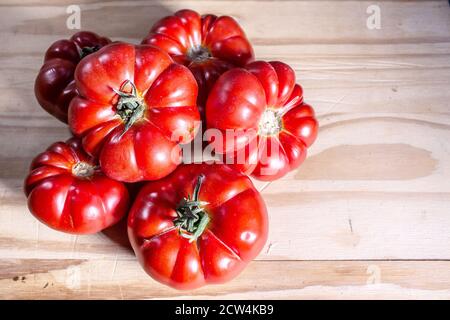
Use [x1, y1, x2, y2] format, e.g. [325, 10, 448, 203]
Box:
[1, 0, 450, 299]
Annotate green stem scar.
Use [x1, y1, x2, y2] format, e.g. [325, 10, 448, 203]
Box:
[80, 45, 100, 59]
[113, 80, 146, 137]
[174, 175, 210, 243]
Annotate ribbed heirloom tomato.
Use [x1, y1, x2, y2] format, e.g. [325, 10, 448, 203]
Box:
[142, 9, 254, 119]
[206, 61, 319, 181]
[128, 163, 268, 290]
[35, 31, 111, 123]
[24, 138, 129, 234]
[69, 42, 200, 182]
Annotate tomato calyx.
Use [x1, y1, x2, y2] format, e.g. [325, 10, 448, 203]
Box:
[258, 109, 282, 136]
[71, 161, 95, 178]
[173, 174, 210, 242]
[258, 96, 304, 136]
[187, 45, 212, 63]
[114, 80, 146, 136]
[79, 45, 101, 59]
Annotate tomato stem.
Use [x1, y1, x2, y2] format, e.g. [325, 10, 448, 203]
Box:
[79, 45, 100, 59]
[174, 174, 210, 242]
[187, 45, 212, 63]
[113, 80, 145, 137]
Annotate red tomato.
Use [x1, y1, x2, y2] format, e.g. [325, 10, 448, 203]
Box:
[142, 9, 254, 119]
[24, 138, 129, 234]
[128, 163, 268, 290]
[69, 42, 200, 182]
[35, 31, 111, 123]
[206, 61, 318, 181]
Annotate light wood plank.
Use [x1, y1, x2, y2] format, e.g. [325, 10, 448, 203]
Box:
[1, 259, 450, 299]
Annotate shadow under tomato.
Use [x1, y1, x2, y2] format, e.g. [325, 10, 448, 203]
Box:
[101, 215, 133, 252]
[101, 181, 145, 252]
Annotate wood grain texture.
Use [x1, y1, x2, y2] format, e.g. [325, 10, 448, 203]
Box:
[2, 259, 450, 299]
[0, 0, 449, 299]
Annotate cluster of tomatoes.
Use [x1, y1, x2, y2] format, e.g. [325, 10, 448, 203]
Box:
[26, 9, 318, 290]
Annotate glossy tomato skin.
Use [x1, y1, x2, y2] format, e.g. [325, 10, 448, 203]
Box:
[128, 163, 268, 290]
[142, 9, 254, 119]
[69, 42, 200, 183]
[206, 61, 318, 181]
[24, 138, 129, 234]
[35, 31, 111, 123]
